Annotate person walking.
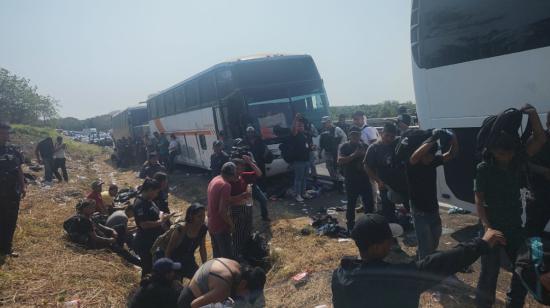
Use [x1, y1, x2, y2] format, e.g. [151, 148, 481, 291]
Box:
[53, 136, 69, 182]
[35, 136, 55, 183]
[0, 122, 26, 257]
[338, 128, 373, 231]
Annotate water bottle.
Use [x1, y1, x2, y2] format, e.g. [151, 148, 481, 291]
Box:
[246, 184, 253, 207]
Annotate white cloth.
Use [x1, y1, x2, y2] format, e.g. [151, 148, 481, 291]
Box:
[53, 143, 66, 159]
[169, 140, 178, 153]
[361, 125, 380, 145]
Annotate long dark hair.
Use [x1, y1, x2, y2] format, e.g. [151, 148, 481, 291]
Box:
[184, 203, 205, 223]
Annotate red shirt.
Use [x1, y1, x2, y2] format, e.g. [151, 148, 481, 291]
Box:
[230, 171, 257, 196]
[207, 176, 232, 234]
[87, 191, 107, 215]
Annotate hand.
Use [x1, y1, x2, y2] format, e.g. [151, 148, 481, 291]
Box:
[111, 230, 118, 239]
[521, 103, 537, 114]
[20, 189, 26, 199]
[540, 272, 550, 291]
[242, 155, 253, 164]
[481, 228, 507, 248]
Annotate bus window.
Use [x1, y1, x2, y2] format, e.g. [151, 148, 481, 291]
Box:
[186, 80, 199, 108]
[165, 92, 176, 115]
[199, 134, 207, 150]
[233, 57, 320, 88]
[216, 69, 233, 99]
[414, 0, 550, 69]
[175, 86, 186, 113]
[199, 74, 217, 105]
[156, 96, 166, 117]
[291, 93, 327, 113]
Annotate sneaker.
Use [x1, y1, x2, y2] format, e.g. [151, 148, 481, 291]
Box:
[295, 195, 304, 203]
[303, 192, 314, 199]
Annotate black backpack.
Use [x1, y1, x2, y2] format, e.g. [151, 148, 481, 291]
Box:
[516, 237, 550, 305]
[476, 108, 532, 160]
[63, 215, 91, 245]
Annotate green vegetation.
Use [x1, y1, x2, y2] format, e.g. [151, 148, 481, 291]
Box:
[11, 124, 105, 159]
[330, 100, 416, 119]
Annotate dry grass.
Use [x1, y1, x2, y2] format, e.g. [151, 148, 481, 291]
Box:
[1, 127, 548, 307]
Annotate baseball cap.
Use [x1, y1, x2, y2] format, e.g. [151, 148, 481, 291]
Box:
[348, 126, 361, 137]
[321, 116, 331, 123]
[351, 214, 403, 250]
[221, 162, 237, 177]
[213, 140, 224, 148]
[246, 126, 255, 133]
[91, 180, 104, 189]
[153, 258, 181, 274]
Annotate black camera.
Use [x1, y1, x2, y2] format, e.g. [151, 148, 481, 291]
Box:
[230, 138, 251, 159]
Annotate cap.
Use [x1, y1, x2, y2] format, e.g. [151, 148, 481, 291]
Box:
[76, 199, 96, 212]
[351, 214, 403, 249]
[246, 126, 255, 133]
[221, 162, 237, 177]
[153, 258, 181, 274]
[348, 127, 361, 137]
[321, 116, 331, 123]
[213, 140, 224, 148]
[91, 180, 104, 189]
[397, 114, 412, 126]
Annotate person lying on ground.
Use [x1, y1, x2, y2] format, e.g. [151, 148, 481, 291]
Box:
[331, 214, 506, 308]
[101, 183, 118, 214]
[178, 258, 266, 308]
[164, 203, 208, 281]
[128, 258, 183, 308]
[139, 153, 167, 179]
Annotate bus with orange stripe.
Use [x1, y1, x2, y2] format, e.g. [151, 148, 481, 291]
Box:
[146, 54, 330, 175]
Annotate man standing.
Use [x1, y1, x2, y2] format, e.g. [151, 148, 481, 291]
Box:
[53, 136, 69, 182]
[338, 129, 373, 231]
[335, 114, 350, 136]
[207, 162, 237, 258]
[365, 123, 409, 221]
[210, 140, 229, 178]
[139, 153, 167, 179]
[157, 132, 170, 168]
[407, 129, 458, 258]
[0, 123, 26, 257]
[331, 214, 506, 308]
[351, 111, 379, 146]
[245, 127, 271, 221]
[35, 136, 55, 183]
[319, 116, 347, 184]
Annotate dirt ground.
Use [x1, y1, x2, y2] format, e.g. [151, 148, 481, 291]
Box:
[0, 135, 546, 307]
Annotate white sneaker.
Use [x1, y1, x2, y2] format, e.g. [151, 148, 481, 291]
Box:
[295, 195, 304, 202]
[303, 192, 313, 199]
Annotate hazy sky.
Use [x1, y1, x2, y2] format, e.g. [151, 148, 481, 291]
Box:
[0, 0, 414, 119]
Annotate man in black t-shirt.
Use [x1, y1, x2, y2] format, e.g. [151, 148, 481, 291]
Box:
[407, 129, 458, 258]
[338, 129, 373, 231]
[35, 136, 55, 183]
[210, 140, 229, 178]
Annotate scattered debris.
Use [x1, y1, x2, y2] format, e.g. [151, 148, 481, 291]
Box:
[338, 238, 352, 243]
[447, 206, 471, 215]
[291, 271, 309, 287]
[28, 164, 43, 172]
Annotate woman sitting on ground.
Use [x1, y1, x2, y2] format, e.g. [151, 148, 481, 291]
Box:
[128, 258, 183, 308]
[164, 203, 208, 281]
[178, 258, 266, 308]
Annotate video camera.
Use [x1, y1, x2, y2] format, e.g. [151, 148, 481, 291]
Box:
[230, 138, 251, 159]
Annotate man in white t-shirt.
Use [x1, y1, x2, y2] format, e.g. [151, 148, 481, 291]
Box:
[352, 111, 380, 145]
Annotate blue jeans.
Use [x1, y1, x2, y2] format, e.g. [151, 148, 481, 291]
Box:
[252, 184, 269, 219]
[412, 210, 442, 259]
[293, 161, 308, 197]
[475, 244, 527, 308]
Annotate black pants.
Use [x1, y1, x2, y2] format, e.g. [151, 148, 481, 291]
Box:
[177, 287, 196, 308]
[169, 151, 177, 172]
[345, 180, 374, 231]
[53, 158, 68, 182]
[0, 197, 20, 254]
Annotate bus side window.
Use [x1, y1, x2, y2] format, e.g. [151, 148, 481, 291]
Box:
[199, 135, 207, 150]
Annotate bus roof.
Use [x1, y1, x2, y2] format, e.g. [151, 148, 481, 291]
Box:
[112, 105, 147, 118]
[147, 54, 313, 100]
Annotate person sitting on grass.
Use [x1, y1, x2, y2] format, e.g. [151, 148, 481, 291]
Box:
[331, 214, 506, 308]
[164, 203, 208, 281]
[87, 180, 109, 215]
[128, 258, 183, 308]
[139, 153, 167, 179]
[105, 204, 136, 249]
[101, 183, 118, 214]
[178, 258, 266, 308]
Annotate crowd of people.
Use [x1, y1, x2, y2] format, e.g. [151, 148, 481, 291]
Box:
[116, 131, 180, 173]
[1, 102, 550, 307]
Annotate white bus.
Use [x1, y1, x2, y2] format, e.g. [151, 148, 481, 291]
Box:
[411, 0, 550, 211]
[146, 54, 330, 175]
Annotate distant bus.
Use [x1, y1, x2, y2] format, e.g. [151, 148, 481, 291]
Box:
[146, 54, 330, 175]
[111, 106, 149, 142]
[411, 0, 550, 211]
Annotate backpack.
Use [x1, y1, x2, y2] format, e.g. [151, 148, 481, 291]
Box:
[476, 108, 532, 160]
[63, 215, 91, 245]
[394, 129, 433, 166]
[150, 221, 185, 255]
[516, 237, 550, 305]
[279, 138, 294, 164]
[241, 232, 271, 270]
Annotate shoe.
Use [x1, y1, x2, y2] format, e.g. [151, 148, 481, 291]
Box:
[295, 195, 304, 202]
[355, 206, 364, 213]
[303, 192, 314, 199]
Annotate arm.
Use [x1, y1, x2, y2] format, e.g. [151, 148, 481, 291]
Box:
[95, 223, 117, 238]
[409, 141, 437, 165]
[138, 213, 170, 229]
[338, 148, 362, 165]
[243, 155, 262, 177]
[165, 225, 186, 259]
[524, 105, 547, 157]
[364, 163, 383, 186]
[190, 285, 230, 308]
[219, 186, 233, 230]
[17, 164, 26, 199]
[89, 230, 116, 246]
[475, 192, 492, 229]
[442, 133, 459, 163]
[35, 145, 41, 163]
[199, 236, 207, 263]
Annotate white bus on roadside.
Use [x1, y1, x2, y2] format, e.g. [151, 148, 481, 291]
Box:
[146, 54, 331, 175]
[411, 0, 550, 211]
